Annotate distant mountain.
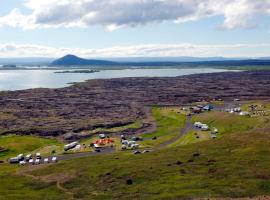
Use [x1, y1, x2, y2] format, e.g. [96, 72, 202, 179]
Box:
[1, 55, 269, 67]
[104, 56, 245, 62]
[51, 55, 270, 67]
[51, 54, 117, 66]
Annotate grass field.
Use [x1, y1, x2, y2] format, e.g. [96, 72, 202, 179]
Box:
[169, 130, 212, 147]
[0, 135, 62, 160]
[192, 111, 269, 135]
[0, 102, 270, 199]
[1, 122, 269, 200]
[140, 107, 186, 147]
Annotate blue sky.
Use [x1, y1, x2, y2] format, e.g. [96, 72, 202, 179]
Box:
[0, 0, 270, 58]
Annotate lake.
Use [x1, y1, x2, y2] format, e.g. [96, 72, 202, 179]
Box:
[0, 68, 236, 91]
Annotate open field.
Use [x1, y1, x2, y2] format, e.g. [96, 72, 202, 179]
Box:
[0, 101, 270, 199]
[1, 109, 270, 199]
[0, 136, 62, 161]
[140, 107, 186, 147]
[192, 111, 270, 135]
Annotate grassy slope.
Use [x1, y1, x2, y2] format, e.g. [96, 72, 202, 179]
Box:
[0, 136, 62, 160]
[140, 107, 186, 147]
[169, 130, 211, 147]
[1, 106, 270, 199]
[191, 111, 269, 135]
[6, 124, 269, 200]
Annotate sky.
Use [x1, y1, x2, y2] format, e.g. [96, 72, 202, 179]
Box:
[0, 0, 270, 58]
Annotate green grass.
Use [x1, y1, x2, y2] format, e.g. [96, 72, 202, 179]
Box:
[1, 103, 270, 199]
[8, 122, 270, 200]
[140, 107, 186, 147]
[169, 131, 212, 147]
[192, 111, 269, 135]
[0, 135, 62, 160]
[142, 107, 186, 139]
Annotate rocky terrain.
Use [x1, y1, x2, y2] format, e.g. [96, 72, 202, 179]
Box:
[0, 71, 269, 139]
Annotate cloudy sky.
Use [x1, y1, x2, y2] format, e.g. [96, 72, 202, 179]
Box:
[0, 0, 270, 58]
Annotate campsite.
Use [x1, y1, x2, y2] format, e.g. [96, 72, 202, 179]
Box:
[0, 98, 270, 199]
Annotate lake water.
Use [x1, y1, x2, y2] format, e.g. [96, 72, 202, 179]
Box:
[0, 68, 236, 91]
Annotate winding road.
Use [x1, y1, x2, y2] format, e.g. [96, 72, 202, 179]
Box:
[20, 101, 240, 164]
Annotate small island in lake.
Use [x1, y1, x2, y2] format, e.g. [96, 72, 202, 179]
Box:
[54, 69, 99, 74]
[1, 64, 17, 68]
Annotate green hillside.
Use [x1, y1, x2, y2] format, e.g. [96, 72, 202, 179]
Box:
[0, 102, 270, 199]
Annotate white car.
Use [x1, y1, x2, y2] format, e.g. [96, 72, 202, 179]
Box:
[29, 159, 34, 165]
[35, 159, 40, 165]
[121, 140, 129, 145]
[201, 125, 209, 131]
[52, 157, 58, 163]
[26, 154, 32, 161]
[194, 122, 203, 128]
[19, 161, 26, 166]
[44, 158, 49, 164]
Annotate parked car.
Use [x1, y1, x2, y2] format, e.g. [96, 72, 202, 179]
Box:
[52, 157, 58, 163]
[19, 161, 26, 166]
[25, 154, 32, 161]
[133, 150, 141, 154]
[44, 158, 49, 164]
[36, 153, 41, 159]
[35, 159, 40, 165]
[9, 157, 19, 164]
[17, 154, 24, 161]
[29, 159, 34, 165]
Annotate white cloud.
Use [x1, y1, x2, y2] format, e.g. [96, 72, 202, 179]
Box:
[0, 0, 270, 30]
[0, 43, 269, 58]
